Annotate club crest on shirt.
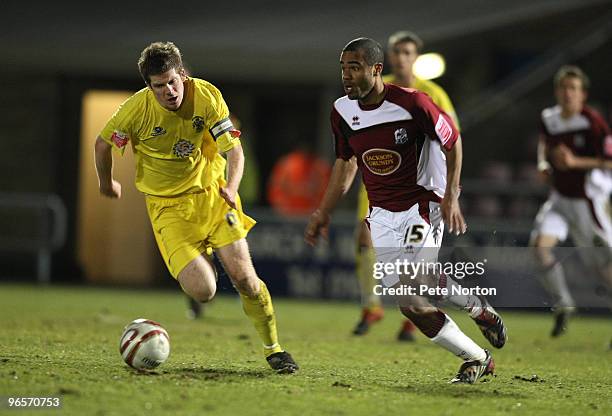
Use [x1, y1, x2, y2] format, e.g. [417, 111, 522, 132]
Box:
[362, 148, 401, 176]
[172, 139, 196, 158]
[150, 126, 166, 137]
[226, 212, 237, 227]
[432, 223, 441, 245]
[192, 116, 205, 133]
[394, 128, 409, 145]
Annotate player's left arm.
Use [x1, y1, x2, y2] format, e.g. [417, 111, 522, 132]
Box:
[442, 136, 466, 235]
[413, 92, 466, 234]
[219, 143, 244, 209]
[204, 83, 244, 208]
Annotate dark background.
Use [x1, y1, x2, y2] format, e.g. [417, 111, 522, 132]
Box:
[1, 0, 611, 286]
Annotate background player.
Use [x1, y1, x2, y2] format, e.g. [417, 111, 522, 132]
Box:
[532, 65, 612, 337]
[306, 37, 506, 383]
[94, 41, 298, 373]
[352, 31, 461, 341]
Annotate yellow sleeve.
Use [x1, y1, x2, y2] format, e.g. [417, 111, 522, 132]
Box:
[417, 80, 461, 130]
[357, 182, 370, 220]
[204, 83, 241, 153]
[99, 95, 139, 155]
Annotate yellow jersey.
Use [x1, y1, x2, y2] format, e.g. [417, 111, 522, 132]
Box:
[382, 74, 460, 129]
[100, 77, 240, 197]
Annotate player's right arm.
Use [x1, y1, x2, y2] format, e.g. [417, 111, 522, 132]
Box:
[305, 106, 358, 246]
[94, 136, 122, 198]
[95, 95, 137, 199]
[536, 134, 552, 184]
[304, 156, 358, 246]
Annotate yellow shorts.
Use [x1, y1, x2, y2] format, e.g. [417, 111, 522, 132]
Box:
[145, 179, 256, 279]
[357, 183, 370, 221]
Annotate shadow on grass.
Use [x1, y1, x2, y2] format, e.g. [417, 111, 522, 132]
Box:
[147, 366, 271, 381]
[389, 381, 530, 399]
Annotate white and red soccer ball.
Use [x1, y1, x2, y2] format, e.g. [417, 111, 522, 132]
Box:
[119, 318, 170, 370]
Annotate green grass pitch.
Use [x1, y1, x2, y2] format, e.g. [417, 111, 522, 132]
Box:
[0, 284, 610, 416]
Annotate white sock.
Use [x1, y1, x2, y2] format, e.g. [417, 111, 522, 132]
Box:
[431, 314, 487, 361]
[540, 263, 575, 309]
[437, 274, 483, 316]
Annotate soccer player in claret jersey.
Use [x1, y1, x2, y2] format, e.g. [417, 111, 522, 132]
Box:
[352, 31, 461, 341]
[531, 65, 612, 337]
[94, 42, 298, 373]
[305, 37, 507, 383]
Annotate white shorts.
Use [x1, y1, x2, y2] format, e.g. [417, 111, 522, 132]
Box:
[368, 201, 443, 287]
[532, 191, 612, 265]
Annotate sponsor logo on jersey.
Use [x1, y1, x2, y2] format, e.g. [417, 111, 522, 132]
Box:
[352, 116, 360, 126]
[394, 128, 409, 145]
[435, 115, 453, 145]
[150, 126, 166, 137]
[192, 116, 205, 133]
[111, 131, 129, 148]
[172, 139, 196, 158]
[605, 135, 612, 157]
[362, 148, 401, 176]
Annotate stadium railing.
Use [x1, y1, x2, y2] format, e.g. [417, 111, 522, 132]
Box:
[0, 192, 67, 284]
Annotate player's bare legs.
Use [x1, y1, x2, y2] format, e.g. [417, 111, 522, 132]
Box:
[216, 238, 298, 373]
[532, 234, 575, 337]
[216, 238, 260, 296]
[178, 255, 218, 302]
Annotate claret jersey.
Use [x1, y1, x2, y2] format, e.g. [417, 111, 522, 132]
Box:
[332, 84, 460, 212]
[100, 77, 241, 197]
[541, 104, 612, 198]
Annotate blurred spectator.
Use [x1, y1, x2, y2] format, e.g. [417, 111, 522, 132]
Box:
[471, 195, 503, 218]
[481, 160, 513, 183]
[267, 148, 331, 216]
[515, 162, 539, 182]
[506, 197, 539, 218]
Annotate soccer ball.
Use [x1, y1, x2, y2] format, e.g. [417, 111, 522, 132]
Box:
[119, 318, 170, 370]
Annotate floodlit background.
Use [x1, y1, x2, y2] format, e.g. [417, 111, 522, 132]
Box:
[1, 0, 611, 293]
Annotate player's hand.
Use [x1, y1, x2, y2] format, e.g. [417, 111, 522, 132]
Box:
[550, 144, 576, 170]
[99, 179, 122, 199]
[441, 195, 466, 235]
[219, 186, 237, 209]
[304, 209, 331, 246]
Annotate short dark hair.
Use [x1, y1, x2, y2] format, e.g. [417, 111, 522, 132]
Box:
[342, 37, 384, 66]
[387, 30, 424, 53]
[138, 41, 184, 85]
[554, 65, 590, 90]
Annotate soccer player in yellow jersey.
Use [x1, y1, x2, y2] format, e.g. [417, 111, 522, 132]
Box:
[352, 31, 461, 341]
[94, 42, 298, 373]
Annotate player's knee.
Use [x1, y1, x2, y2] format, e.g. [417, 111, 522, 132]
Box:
[233, 274, 260, 297]
[178, 268, 217, 303]
[532, 245, 555, 267]
[189, 285, 216, 303]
